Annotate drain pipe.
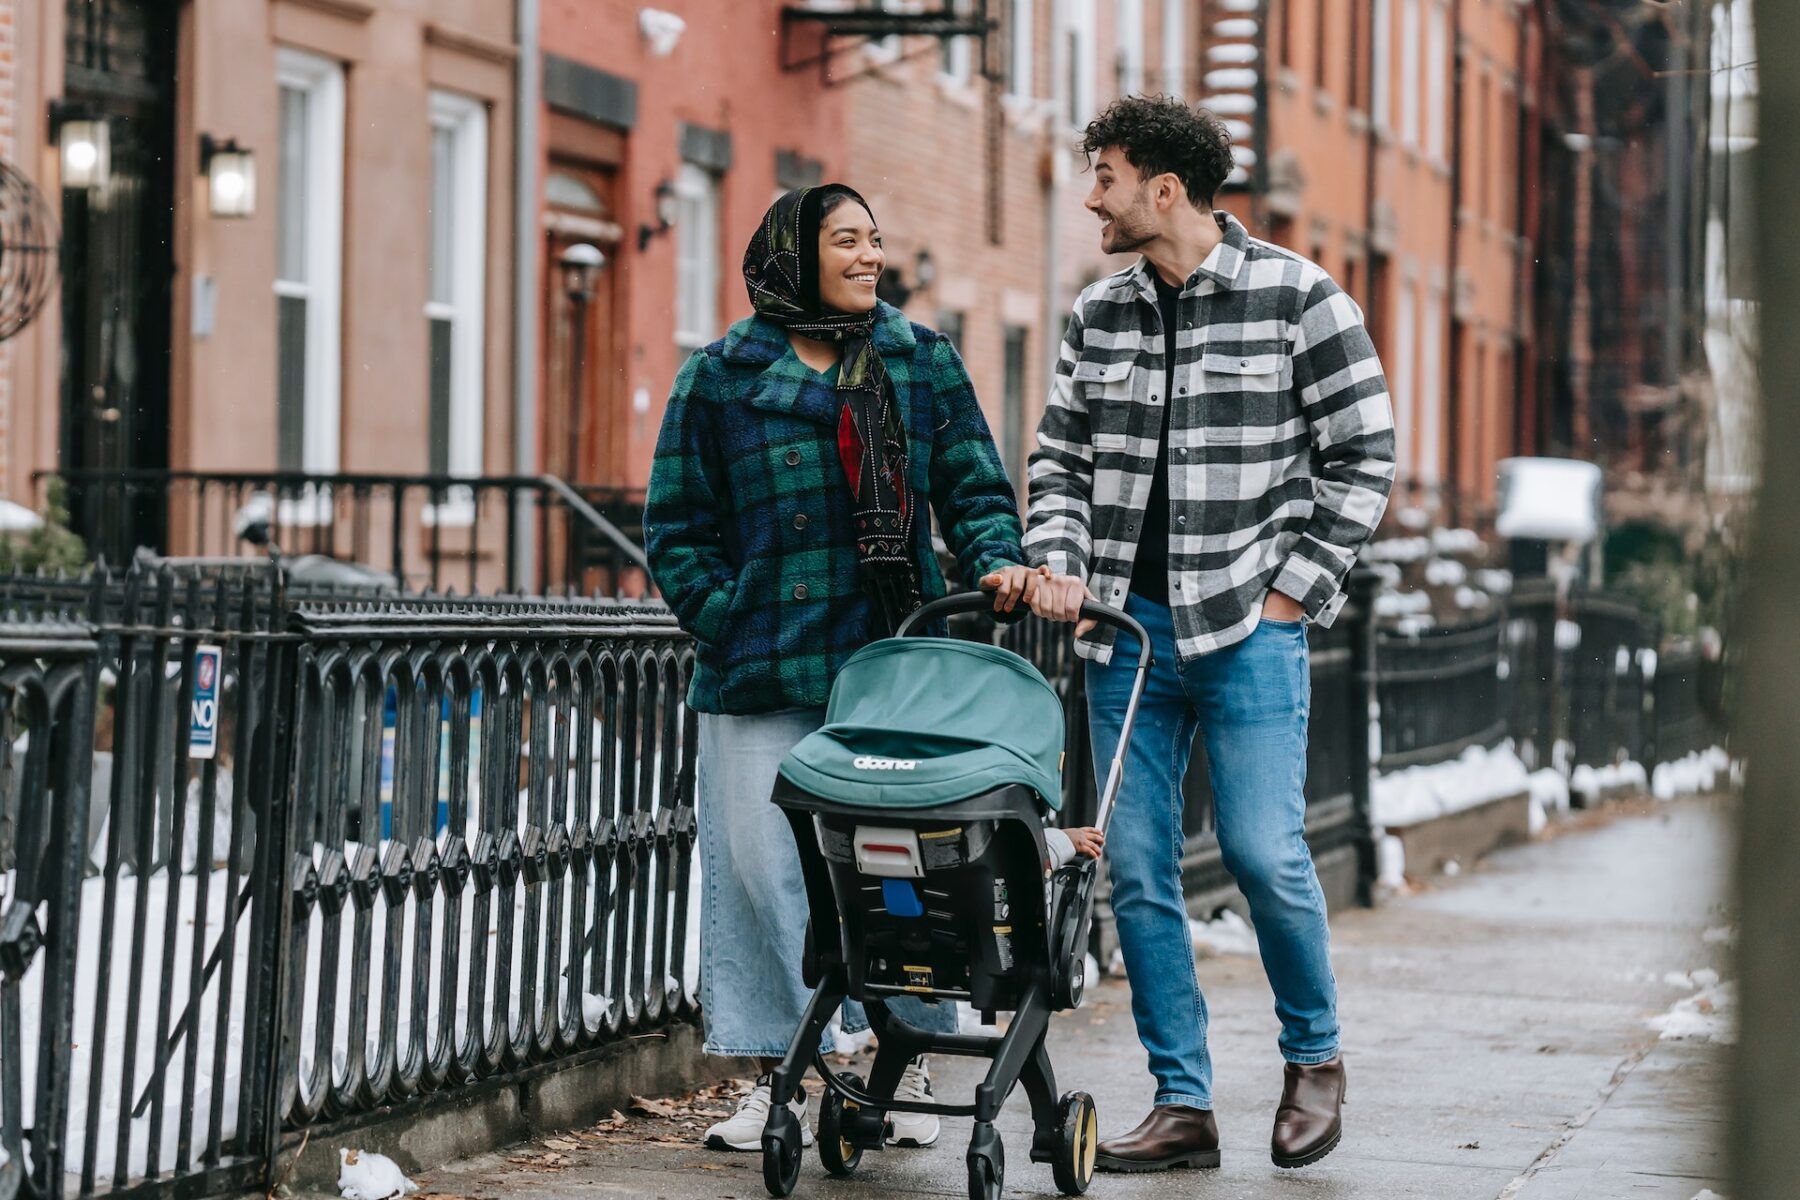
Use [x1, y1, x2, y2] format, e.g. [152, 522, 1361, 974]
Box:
[513, 0, 542, 585]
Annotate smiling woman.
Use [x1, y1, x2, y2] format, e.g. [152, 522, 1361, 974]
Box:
[643, 182, 1029, 1153]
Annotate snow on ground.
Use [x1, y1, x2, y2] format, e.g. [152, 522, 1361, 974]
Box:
[1569, 759, 1651, 806]
[1652, 747, 1733, 801]
[1372, 743, 1532, 828]
[1189, 909, 1258, 959]
[338, 1147, 418, 1199]
[1649, 973, 1737, 1045]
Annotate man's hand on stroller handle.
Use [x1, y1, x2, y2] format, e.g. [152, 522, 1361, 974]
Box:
[1032, 573, 1100, 638]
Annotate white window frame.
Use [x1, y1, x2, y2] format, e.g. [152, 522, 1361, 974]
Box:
[1161, 0, 1185, 98]
[1394, 281, 1416, 476]
[1067, 0, 1096, 127]
[274, 47, 344, 478]
[673, 162, 721, 355]
[425, 91, 489, 525]
[1117, 0, 1145, 97]
[1420, 287, 1443, 485]
[1426, 0, 1448, 160]
[1372, 0, 1391, 130]
[1008, 0, 1035, 99]
[1401, 0, 1421, 147]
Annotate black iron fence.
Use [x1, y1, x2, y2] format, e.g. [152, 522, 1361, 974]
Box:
[0, 568, 695, 1199]
[0, 555, 1729, 1198]
[36, 470, 649, 599]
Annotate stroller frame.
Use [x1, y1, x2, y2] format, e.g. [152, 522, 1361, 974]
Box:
[759, 592, 1152, 1200]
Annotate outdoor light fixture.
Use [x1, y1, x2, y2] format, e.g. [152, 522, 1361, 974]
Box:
[637, 179, 679, 251]
[560, 242, 607, 299]
[913, 248, 936, 291]
[200, 134, 257, 218]
[53, 107, 110, 191]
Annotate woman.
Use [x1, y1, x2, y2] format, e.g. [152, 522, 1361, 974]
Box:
[645, 185, 1039, 1151]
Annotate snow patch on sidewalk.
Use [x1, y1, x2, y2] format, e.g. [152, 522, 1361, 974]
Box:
[1648, 973, 1737, 1045]
[1190, 909, 1259, 959]
[1372, 743, 1531, 828]
[1570, 759, 1649, 806]
[1651, 747, 1732, 801]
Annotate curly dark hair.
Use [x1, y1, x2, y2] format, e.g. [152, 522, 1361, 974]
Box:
[1079, 95, 1235, 207]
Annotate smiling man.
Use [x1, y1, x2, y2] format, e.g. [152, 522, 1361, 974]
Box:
[1025, 96, 1395, 1173]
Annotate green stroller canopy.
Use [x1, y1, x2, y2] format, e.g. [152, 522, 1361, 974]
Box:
[778, 637, 1066, 811]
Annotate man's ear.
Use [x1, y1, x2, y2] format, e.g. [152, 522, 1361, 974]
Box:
[1157, 172, 1183, 211]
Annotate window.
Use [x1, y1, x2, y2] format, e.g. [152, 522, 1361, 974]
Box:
[1117, 0, 1145, 97]
[275, 48, 344, 475]
[1401, 0, 1420, 147]
[1420, 288, 1442, 484]
[1003, 326, 1028, 486]
[1008, 0, 1035, 98]
[1394, 282, 1416, 474]
[427, 91, 489, 487]
[1371, 0, 1391, 128]
[674, 162, 721, 356]
[1066, 0, 1095, 126]
[1426, 0, 1447, 159]
[941, 0, 974, 83]
[938, 310, 966, 353]
[1161, 0, 1184, 97]
[1314, 0, 1330, 90]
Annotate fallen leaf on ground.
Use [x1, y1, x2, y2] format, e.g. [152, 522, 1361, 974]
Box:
[629, 1095, 678, 1118]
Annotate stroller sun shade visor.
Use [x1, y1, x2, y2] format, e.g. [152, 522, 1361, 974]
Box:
[778, 638, 1066, 811]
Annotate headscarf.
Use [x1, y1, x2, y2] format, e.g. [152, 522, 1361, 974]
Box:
[742, 185, 921, 637]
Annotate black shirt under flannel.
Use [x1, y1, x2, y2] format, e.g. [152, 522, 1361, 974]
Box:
[1025, 212, 1397, 664]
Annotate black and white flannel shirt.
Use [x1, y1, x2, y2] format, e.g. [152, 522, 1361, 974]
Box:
[1025, 212, 1396, 664]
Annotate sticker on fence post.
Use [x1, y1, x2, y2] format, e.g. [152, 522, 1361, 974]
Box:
[189, 644, 223, 760]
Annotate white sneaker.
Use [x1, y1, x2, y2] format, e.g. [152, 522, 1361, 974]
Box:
[886, 1059, 941, 1147]
[703, 1074, 814, 1151]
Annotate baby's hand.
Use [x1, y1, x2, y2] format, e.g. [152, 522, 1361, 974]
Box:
[1065, 826, 1105, 859]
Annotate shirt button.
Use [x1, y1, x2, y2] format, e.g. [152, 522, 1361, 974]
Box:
[1178, 515, 1187, 524]
[1151, 394, 1159, 402]
[784, 448, 801, 466]
[792, 513, 809, 530]
[1178, 386, 1187, 395]
[1239, 359, 1248, 367]
[792, 584, 809, 600]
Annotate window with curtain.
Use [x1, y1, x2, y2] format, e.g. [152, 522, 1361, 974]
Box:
[1067, 0, 1095, 126]
[1117, 0, 1144, 96]
[941, 0, 974, 82]
[1401, 0, 1421, 147]
[674, 162, 721, 357]
[274, 48, 344, 477]
[1426, 0, 1447, 159]
[1009, 0, 1035, 98]
[1161, 0, 1184, 98]
[426, 90, 489, 492]
[1372, 0, 1391, 128]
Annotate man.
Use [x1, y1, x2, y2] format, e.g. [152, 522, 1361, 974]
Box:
[1027, 96, 1395, 1173]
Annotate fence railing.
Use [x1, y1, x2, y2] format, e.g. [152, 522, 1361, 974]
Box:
[0, 558, 1727, 1198]
[0, 568, 695, 1199]
[36, 470, 650, 599]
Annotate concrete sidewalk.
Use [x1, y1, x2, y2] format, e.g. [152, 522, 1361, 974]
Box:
[407, 795, 1734, 1200]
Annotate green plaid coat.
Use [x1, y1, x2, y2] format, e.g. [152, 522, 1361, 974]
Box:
[645, 302, 1025, 715]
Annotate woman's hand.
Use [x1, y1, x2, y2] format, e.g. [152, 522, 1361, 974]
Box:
[979, 564, 1049, 613]
[1033, 573, 1099, 637]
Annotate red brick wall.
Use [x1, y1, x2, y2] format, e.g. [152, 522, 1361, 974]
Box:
[540, 0, 850, 490]
[0, 0, 14, 496]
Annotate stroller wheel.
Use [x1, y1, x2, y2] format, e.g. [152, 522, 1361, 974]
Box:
[761, 1107, 804, 1198]
[966, 1123, 1004, 1200]
[1051, 1091, 1098, 1195]
[817, 1074, 865, 1176]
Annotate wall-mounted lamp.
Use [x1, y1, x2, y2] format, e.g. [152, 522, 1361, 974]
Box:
[50, 101, 110, 191]
[199, 133, 257, 218]
[637, 179, 679, 251]
[875, 248, 939, 308]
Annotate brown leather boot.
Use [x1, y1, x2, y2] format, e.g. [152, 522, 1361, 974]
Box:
[1094, 1104, 1221, 1173]
[1271, 1055, 1347, 1168]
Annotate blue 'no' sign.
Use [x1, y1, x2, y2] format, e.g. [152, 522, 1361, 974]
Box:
[190, 644, 223, 760]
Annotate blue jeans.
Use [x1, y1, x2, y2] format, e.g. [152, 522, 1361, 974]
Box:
[1086, 595, 1339, 1110]
[696, 709, 961, 1058]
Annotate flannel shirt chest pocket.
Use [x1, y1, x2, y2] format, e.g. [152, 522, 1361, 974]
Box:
[1198, 349, 1295, 443]
[1072, 356, 1149, 443]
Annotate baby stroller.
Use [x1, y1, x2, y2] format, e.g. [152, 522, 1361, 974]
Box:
[758, 592, 1151, 1200]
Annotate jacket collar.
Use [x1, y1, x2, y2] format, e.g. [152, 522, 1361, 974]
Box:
[1114, 210, 1250, 305]
[720, 300, 917, 367]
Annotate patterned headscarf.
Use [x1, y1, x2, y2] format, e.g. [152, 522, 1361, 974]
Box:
[743, 186, 921, 637]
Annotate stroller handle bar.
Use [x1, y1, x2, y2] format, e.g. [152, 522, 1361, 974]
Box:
[894, 590, 1153, 834]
